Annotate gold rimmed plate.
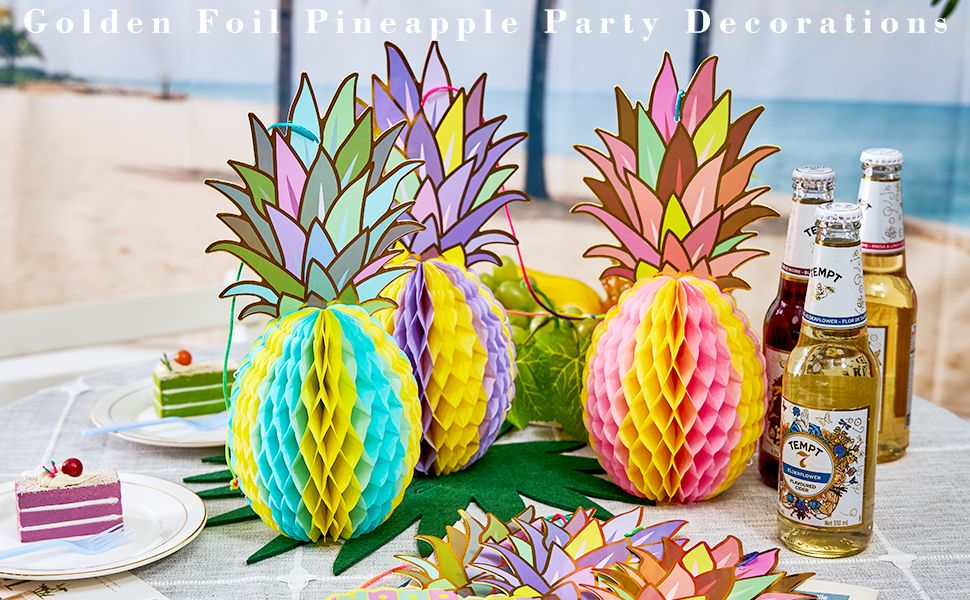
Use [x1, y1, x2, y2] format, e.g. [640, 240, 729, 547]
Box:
[90, 381, 227, 448]
[0, 473, 206, 581]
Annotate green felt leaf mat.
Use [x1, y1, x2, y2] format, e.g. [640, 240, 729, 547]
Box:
[185, 439, 650, 573]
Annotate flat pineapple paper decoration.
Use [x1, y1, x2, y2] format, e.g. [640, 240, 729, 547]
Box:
[371, 43, 525, 475]
[392, 507, 813, 600]
[575, 54, 776, 503]
[591, 537, 814, 600]
[207, 73, 423, 541]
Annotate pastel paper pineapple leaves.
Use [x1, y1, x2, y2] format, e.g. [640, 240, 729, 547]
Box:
[207, 73, 423, 318]
[398, 507, 687, 598]
[373, 42, 529, 267]
[208, 74, 424, 541]
[372, 43, 520, 476]
[576, 56, 771, 503]
[574, 53, 779, 292]
[592, 536, 815, 600]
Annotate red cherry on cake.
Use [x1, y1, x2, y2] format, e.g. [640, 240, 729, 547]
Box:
[173, 349, 192, 366]
[61, 458, 83, 477]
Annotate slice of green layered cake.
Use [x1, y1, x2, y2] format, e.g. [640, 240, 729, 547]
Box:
[152, 350, 235, 417]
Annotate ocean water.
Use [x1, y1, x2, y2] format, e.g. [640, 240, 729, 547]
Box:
[162, 79, 970, 225]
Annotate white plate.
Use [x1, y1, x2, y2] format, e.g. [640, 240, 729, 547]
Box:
[90, 381, 227, 448]
[0, 473, 206, 581]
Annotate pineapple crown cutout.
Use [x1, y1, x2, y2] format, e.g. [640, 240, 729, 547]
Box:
[206, 73, 425, 319]
[372, 42, 530, 267]
[573, 53, 780, 292]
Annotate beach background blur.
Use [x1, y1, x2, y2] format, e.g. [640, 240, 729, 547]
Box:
[1, 0, 968, 415]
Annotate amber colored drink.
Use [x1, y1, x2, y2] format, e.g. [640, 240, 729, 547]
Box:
[778, 202, 880, 558]
[858, 148, 917, 462]
[760, 167, 835, 487]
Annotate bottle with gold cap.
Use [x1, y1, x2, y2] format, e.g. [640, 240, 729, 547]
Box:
[778, 202, 880, 558]
[760, 167, 836, 488]
[858, 148, 917, 463]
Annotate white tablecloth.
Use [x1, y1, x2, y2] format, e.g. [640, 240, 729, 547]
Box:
[2, 356, 969, 599]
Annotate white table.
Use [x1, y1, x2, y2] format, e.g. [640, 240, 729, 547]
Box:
[2, 357, 969, 599]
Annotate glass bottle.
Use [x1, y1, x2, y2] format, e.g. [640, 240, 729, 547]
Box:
[778, 202, 880, 558]
[760, 167, 836, 487]
[858, 148, 917, 463]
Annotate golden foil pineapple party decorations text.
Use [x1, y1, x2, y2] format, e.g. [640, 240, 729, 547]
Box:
[575, 54, 777, 502]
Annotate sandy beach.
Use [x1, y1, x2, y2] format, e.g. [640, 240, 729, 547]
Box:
[1, 87, 968, 417]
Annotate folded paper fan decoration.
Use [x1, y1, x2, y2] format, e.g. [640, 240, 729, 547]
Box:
[371, 42, 525, 475]
[385, 507, 813, 600]
[206, 73, 423, 541]
[575, 54, 775, 503]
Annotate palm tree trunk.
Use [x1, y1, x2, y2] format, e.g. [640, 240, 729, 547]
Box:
[524, 0, 552, 200]
[4, 57, 14, 86]
[276, 0, 294, 122]
[691, 0, 714, 69]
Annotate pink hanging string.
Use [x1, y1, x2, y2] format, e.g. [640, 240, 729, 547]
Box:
[418, 86, 594, 321]
[358, 565, 406, 589]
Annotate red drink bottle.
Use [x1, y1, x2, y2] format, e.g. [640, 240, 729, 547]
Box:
[759, 166, 835, 487]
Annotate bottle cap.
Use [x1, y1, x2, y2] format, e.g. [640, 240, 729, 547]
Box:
[816, 202, 863, 224]
[791, 166, 836, 187]
[860, 148, 903, 166]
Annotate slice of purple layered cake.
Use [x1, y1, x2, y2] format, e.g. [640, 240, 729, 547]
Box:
[15, 459, 123, 542]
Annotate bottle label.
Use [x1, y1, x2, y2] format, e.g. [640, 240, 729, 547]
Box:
[779, 400, 869, 528]
[868, 323, 916, 428]
[859, 178, 905, 253]
[803, 244, 867, 329]
[907, 322, 916, 425]
[760, 347, 790, 459]
[782, 201, 827, 279]
[867, 324, 887, 400]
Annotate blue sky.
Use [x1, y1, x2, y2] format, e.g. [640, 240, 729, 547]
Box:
[12, 0, 970, 104]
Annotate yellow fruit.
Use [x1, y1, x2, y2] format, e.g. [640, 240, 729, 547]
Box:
[518, 266, 604, 315]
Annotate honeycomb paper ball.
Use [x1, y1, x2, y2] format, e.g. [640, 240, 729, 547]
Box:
[583, 275, 766, 502]
[228, 305, 422, 541]
[378, 259, 516, 476]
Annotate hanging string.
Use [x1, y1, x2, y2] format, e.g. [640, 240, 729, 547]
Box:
[358, 565, 406, 589]
[222, 263, 244, 412]
[420, 85, 460, 106]
[418, 85, 598, 322]
[267, 122, 320, 143]
[502, 205, 590, 321]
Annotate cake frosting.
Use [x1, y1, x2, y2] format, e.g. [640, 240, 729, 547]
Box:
[154, 359, 236, 380]
[37, 471, 96, 489]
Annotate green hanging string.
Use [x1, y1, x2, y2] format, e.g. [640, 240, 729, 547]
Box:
[222, 262, 244, 411]
[222, 262, 243, 479]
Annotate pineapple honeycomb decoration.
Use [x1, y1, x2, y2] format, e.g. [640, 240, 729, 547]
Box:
[575, 54, 777, 502]
[370, 43, 525, 476]
[206, 73, 424, 541]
